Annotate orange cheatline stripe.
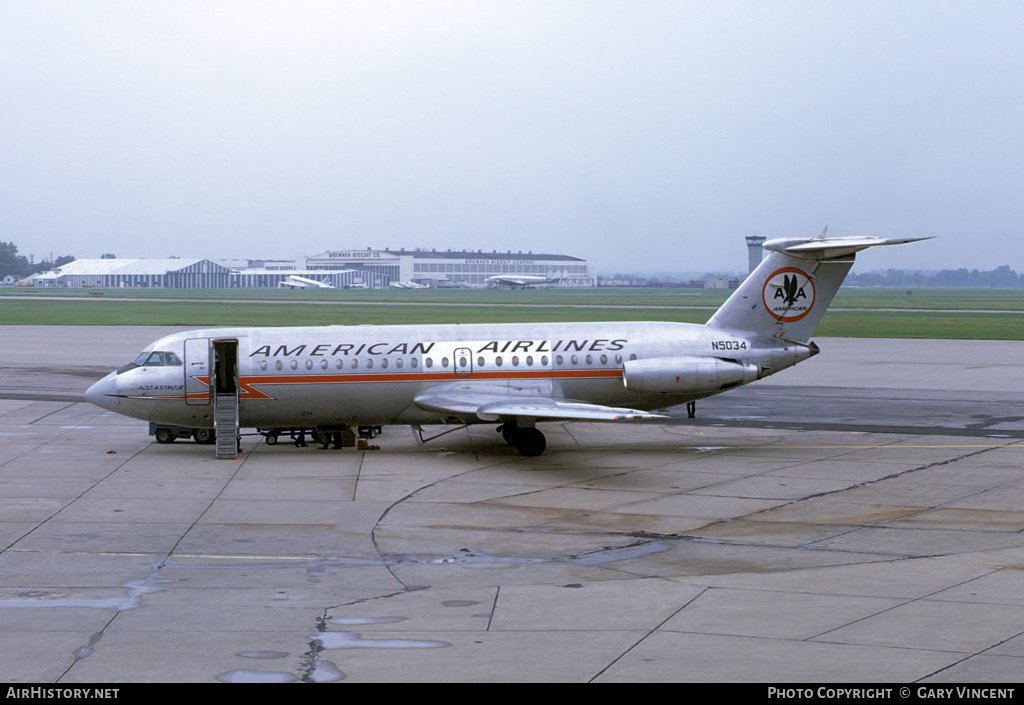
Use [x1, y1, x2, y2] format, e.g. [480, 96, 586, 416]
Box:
[181, 369, 625, 402]
[243, 368, 622, 385]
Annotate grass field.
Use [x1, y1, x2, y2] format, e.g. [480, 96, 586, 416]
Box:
[4, 285, 1024, 309]
[1, 287, 1022, 339]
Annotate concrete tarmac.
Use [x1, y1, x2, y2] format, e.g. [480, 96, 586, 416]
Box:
[1, 327, 1023, 683]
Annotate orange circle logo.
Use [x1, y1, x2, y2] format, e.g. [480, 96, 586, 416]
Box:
[762, 267, 815, 322]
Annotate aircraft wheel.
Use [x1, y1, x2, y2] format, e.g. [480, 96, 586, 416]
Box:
[513, 428, 546, 457]
[193, 428, 216, 444]
[154, 428, 175, 444]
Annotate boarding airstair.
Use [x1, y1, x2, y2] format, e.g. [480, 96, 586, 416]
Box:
[213, 391, 239, 459]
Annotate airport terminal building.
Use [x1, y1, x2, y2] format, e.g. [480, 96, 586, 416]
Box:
[306, 248, 595, 288]
[27, 248, 596, 289]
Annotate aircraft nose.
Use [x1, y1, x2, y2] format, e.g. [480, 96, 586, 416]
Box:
[84, 373, 119, 410]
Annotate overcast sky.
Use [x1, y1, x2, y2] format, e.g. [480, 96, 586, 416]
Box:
[3, 1, 1022, 274]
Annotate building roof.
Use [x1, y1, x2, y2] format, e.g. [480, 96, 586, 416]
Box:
[393, 249, 583, 262]
[309, 249, 583, 262]
[38, 258, 221, 277]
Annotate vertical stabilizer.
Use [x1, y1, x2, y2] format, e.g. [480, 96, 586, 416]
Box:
[706, 235, 931, 343]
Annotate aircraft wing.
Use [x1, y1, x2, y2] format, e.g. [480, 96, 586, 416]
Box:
[413, 391, 668, 423]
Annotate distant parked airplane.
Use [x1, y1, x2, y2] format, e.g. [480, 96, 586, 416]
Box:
[278, 275, 334, 289]
[485, 271, 563, 288]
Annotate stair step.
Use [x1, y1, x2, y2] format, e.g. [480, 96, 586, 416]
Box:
[213, 393, 238, 459]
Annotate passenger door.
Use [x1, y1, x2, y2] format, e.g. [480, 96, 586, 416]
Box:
[184, 338, 211, 405]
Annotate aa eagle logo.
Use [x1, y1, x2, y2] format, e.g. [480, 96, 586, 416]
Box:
[762, 267, 815, 322]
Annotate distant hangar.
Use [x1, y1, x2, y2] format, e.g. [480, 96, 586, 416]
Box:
[29, 258, 237, 289]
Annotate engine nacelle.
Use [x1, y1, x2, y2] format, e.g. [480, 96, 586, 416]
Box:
[622, 356, 761, 394]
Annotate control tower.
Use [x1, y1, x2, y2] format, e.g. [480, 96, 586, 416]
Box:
[745, 236, 766, 274]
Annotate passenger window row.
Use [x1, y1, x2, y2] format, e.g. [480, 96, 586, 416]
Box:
[256, 353, 635, 372]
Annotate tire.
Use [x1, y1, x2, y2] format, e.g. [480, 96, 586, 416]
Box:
[513, 428, 546, 457]
[500, 424, 517, 445]
[154, 428, 175, 444]
[265, 432, 278, 445]
[192, 428, 216, 444]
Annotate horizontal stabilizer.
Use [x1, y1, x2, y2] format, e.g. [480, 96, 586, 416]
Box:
[765, 235, 934, 260]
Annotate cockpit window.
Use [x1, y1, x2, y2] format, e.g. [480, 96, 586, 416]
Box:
[144, 350, 182, 366]
[117, 351, 150, 374]
[146, 351, 181, 366]
[120, 350, 182, 373]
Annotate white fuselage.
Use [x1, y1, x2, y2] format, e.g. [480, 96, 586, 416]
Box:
[83, 234, 928, 454]
[85, 320, 813, 431]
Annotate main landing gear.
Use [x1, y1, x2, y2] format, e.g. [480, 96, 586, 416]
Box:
[149, 423, 215, 445]
[259, 426, 384, 450]
[498, 423, 546, 457]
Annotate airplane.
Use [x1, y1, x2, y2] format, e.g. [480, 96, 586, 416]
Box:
[485, 271, 564, 289]
[389, 281, 429, 289]
[85, 234, 929, 457]
[278, 275, 335, 289]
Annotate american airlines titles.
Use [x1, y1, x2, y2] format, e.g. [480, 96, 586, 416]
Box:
[248, 339, 629, 358]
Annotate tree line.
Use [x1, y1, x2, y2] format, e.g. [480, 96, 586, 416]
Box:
[0, 241, 75, 279]
[845, 265, 1022, 288]
[600, 264, 1024, 289]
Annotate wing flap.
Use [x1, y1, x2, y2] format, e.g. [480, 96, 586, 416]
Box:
[413, 392, 667, 423]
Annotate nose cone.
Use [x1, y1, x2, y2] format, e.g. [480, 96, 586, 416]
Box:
[85, 372, 119, 411]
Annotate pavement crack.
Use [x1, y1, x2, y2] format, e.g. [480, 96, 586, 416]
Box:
[589, 587, 708, 682]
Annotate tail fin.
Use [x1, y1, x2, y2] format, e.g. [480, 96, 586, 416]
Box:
[706, 234, 931, 343]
